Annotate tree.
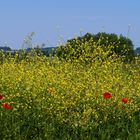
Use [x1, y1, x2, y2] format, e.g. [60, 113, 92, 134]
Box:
[56, 32, 136, 63]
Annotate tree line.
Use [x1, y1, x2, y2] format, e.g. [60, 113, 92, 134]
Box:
[1, 32, 140, 63]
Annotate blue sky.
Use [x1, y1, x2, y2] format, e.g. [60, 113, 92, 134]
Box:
[0, 0, 140, 49]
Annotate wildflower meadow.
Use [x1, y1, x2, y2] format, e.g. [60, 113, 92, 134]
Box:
[0, 41, 140, 140]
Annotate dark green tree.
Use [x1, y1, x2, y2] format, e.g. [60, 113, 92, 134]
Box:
[56, 32, 136, 63]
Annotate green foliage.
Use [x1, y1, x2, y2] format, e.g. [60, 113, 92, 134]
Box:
[56, 32, 136, 63]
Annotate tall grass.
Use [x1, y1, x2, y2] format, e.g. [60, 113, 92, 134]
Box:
[0, 46, 140, 140]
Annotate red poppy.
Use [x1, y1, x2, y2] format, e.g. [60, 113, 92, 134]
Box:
[0, 95, 4, 100]
[103, 92, 111, 99]
[122, 98, 128, 103]
[2, 103, 12, 109]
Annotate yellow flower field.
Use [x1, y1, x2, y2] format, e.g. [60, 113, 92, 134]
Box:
[0, 48, 140, 139]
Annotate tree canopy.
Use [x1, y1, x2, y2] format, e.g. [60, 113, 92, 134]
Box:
[56, 32, 135, 63]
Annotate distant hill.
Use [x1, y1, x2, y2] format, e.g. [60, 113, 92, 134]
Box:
[0, 46, 58, 57]
[0, 46, 57, 53]
[0, 46, 12, 51]
[25, 47, 57, 56]
[135, 47, 140, 55]
[26, 47, 57, 52]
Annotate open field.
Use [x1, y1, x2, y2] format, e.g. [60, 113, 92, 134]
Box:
[0, 51, 140, 140]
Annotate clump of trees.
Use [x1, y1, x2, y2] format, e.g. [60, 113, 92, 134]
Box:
[56, 32, 136, 63]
